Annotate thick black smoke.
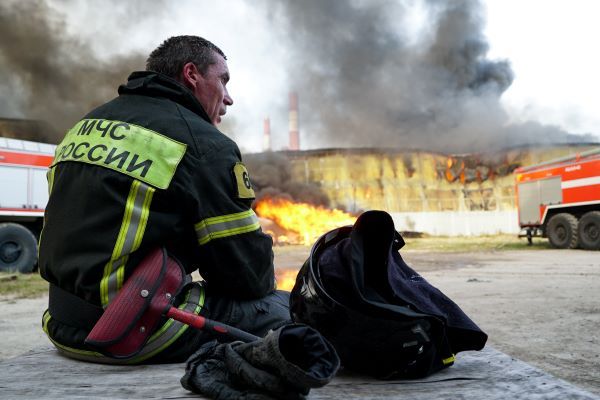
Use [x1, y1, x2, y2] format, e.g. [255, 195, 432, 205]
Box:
[0, 0, 150, 142]
[1, 0, 596, 152]
[265, 0, 596, 152]
[244, 152, 330, 206]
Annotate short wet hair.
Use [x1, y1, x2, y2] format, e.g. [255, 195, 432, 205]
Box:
[146, 35, 226, 79]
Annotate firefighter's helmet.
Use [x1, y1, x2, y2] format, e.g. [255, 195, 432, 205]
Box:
[289, 210, 456, 378]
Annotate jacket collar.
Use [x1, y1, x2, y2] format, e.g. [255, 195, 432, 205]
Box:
[118, 71, 212, 124]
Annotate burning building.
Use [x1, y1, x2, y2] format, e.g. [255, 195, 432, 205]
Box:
[251, 144, 600, 240]
[279, 145, 599, 213]
[250, 0, 599, 239]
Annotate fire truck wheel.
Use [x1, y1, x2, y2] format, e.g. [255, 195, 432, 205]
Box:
[546, 213, 579, 249]
[578, 211, 600, 250]
[0, 223, 38, 273]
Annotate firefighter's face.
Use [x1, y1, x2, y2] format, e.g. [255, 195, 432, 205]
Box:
[186, 51, 233, 125]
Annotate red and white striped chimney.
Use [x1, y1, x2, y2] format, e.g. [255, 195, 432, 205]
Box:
[289, 92, 299, 151]
[263, 117, 271, 152]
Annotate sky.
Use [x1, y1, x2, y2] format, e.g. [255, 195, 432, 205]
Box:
[485, 0, 600, 142]
[1, 0, 599, 153]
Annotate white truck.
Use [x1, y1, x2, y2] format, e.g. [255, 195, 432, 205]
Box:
[0, 137, 55, 272]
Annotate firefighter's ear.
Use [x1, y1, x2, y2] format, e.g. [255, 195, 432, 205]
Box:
[180, 62, 201, 91]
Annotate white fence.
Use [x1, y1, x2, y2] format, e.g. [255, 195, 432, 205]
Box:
[390, 210, 520, 236]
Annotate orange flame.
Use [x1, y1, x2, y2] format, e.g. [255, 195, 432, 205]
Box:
[275, 269, 300, 291]
[255, 197, 355, 245]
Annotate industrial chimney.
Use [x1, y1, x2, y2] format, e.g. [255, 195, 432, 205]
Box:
[289, 92, 299, 151]
[263, 117, 271, 152]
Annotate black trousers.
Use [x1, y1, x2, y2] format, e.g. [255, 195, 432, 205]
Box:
[147, 283, 291, 363]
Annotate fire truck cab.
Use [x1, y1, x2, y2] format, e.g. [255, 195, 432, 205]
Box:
[515, 148, 600, 250]
[0, 137, 55, 272]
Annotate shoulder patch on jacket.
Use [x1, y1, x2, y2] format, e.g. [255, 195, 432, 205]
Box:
[233, 162, 255, 199]
[52, 119, 187, 189]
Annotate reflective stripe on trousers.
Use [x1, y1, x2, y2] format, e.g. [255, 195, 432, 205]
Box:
[42, 282, 205, 364]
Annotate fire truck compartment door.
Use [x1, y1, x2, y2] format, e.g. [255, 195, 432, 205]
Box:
[31, 169, 49, 209]
[518, 177, 562, 225]
[0, 165, 28, 208]
[0, 165, 48, 210]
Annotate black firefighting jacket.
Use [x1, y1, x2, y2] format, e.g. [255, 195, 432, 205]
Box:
[39, 72, 275, 360]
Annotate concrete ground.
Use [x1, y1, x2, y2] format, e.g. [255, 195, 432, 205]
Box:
[1, 248, 599, 396]
[274, 247, 600, 396]
[404, 249, 600, 396]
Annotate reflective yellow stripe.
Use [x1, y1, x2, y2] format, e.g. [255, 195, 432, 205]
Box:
[43, 283, 204, 364]
[132, 186, 154, 251]
[200, 209, 256, 225]
[42, 311, 105, 360]
[112, 182, 138, 293]
[100, 181, 138, 306]
[126, 283, 205, 364]
[100, 180, 155, 307]
[42, 310, 51, 331]
[199, 223, 260, 244]
[117, 183, 154, 291]
[47, 335, 105, 359]
[38, 167, 57, 259]
[47, 167, 56, 194]
[195, 209, 260, 245]
[442, 354, 456, 365]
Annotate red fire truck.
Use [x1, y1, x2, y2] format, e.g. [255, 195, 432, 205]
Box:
[0, 137, 55, 272]
[515, 147, 600, 249]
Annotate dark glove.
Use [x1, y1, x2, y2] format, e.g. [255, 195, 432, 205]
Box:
[181, 324, 340, 400]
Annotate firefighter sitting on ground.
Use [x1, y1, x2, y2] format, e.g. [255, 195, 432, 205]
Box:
[39, 35, 290, 363]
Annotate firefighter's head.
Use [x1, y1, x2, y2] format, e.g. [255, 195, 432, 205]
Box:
[146, 36, 233, 126]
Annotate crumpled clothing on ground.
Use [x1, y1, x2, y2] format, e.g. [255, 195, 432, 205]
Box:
[181, 324, 340, 400]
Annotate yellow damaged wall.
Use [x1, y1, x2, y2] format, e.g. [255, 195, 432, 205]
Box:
[285, 145, 599, 213]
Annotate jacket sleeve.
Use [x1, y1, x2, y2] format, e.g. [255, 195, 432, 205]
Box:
[181, 141, 275, 300]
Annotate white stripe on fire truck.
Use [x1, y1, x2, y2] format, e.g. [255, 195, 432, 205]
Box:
[541, 200, 600, 224]
[561, 176, 600, 189]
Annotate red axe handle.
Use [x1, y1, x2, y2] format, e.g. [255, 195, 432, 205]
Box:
[166, 307, 260, 343]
